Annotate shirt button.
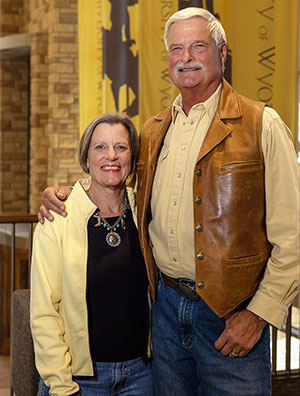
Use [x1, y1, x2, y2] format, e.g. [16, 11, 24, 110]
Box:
[177, 173, 181, 178]
[181, 146, 186, 150]
[183, 122, 186, 125]
[198, 281, 205, 289]
[197, 252, 205, 260]
[170, 229, 174, 234]
[195, 197, 202, 204]
[195, 169, 202, 176]
[190, 121, 194, 125]
[173, 201, 177, 206]
[173, 258, 177, 262]
[196, 224, 204, 232]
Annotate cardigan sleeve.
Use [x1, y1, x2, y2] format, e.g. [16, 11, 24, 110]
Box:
[30, 218, 80, 396]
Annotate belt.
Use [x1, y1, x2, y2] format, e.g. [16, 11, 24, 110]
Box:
[161, 273, 200, 302]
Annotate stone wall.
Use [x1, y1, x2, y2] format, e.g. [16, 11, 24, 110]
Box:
[46, 0, 82, 189]
[29, 0, 84, 212]
[0, 0, 84, 213]
[0, 55, 29, 212]
[29, 32, 49, 212]
[0, 0, 25, 36]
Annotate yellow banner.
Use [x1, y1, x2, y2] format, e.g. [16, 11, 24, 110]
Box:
[78, 0, 102, 133]
[217, 0, 299, 137]
[139, 0, 178, 125]
[78, 0, 299, 137]
[78, 0, 139, 133]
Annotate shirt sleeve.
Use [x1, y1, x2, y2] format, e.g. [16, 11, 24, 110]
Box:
[30, 219, 80, 396]
[247, 107, 300, 329]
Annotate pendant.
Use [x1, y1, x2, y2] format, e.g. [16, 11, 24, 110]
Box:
[106, 231, 121, 247]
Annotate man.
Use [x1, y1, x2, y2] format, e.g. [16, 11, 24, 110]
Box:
[40, 8, 299, 396]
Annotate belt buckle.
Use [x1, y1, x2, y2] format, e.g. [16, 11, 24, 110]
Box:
[176, 281, 200, 301]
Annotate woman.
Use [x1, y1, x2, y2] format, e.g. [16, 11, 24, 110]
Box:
[30, 113, 153, 396]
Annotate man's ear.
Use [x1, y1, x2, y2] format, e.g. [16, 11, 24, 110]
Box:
[220, 43, 227, 66]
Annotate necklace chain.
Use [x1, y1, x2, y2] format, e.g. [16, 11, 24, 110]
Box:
[91, 193, 130, 247]
[96, 194, 129, 231]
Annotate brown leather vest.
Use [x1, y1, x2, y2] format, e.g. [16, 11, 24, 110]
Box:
[136, 80, 272, 317]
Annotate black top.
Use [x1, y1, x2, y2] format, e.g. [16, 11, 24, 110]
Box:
[86, 206, 149, 362]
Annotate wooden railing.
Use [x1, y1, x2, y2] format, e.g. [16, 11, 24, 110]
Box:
[271, 301, 300, 377]
[0, 214, 37, 289]
[0, 214, 37, 355]
[0, 214, 299, 379]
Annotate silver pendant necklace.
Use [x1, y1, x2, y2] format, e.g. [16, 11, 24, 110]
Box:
[93, 194, 129, 248]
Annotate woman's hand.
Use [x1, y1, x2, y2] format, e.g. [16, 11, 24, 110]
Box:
[38, 186, 72, 224]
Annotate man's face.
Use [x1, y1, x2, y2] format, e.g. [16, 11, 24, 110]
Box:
[167, 17, 226, 94]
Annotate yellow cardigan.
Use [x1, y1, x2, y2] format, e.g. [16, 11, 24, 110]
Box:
[30, 180, 137, 396]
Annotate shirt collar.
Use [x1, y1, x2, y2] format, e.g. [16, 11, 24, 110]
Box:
[171, 82, 222, 123]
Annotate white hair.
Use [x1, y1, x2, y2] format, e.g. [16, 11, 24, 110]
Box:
[164, 7, 227, 50]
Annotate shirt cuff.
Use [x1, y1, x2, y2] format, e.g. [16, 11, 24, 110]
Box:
[247, 289, 289, 329]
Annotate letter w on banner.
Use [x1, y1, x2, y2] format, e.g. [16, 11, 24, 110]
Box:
[78, 0, 299, 141]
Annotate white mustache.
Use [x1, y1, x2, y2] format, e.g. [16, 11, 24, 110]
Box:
[175, 62, 204, 72]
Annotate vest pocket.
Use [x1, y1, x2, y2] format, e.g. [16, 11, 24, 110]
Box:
[220, 160, 261, 172]
[226, 253, 262, 268]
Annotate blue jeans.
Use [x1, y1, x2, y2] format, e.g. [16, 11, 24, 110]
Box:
[37, 356, 153, 396]
[152, 279, 271, 396]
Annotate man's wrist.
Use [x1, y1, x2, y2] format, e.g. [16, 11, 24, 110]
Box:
[246, 309, 267, 326]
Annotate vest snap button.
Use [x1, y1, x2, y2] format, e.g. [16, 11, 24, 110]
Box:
[197, 252, 205, 260]
[197, 281, 205, 289]
[195, 197, 202, 204]
[196, 224, 204, 232]
[195, 169, 202, 176]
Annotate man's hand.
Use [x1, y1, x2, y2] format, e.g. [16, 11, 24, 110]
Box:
[38, 186, 72, 224]
[214, 309, 267, 358]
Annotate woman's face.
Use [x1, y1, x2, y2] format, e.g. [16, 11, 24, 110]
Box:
[87, 122, 132, 190]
